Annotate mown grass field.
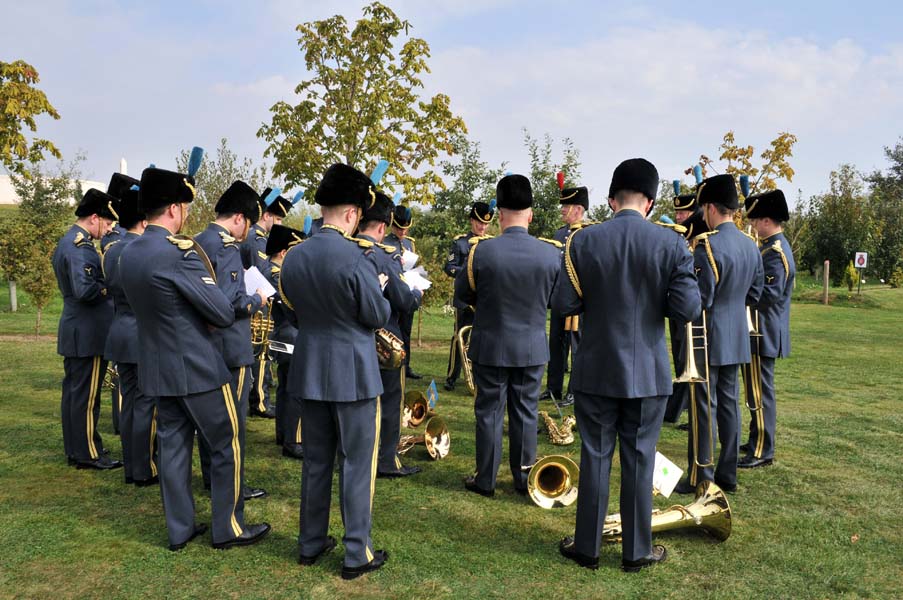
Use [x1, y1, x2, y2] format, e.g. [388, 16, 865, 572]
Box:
[0, 279, 901, 599]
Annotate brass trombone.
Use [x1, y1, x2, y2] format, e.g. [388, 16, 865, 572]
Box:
[601, 480, 732, 543]
[397, 416, 450, 460]
[457, 324, 476, 396]
[525, 455, 580, 509]
[743, 307, 764, 412]
[675, 311, 715, 471]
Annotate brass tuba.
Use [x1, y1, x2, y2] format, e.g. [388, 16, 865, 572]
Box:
[401, 390, 431, 429]
[601, 480, 732, 543]
[526, 455, 580, 509]
[457, 324, 476, 396]
[397, 416, 450, 460]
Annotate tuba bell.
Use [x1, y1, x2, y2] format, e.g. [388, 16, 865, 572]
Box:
[457, 324, 476, 396]
[397, 416, 450, 460]
[601, 480, 732, 543]
[401, 390, 431, 429]
[526, 455, 580, 509]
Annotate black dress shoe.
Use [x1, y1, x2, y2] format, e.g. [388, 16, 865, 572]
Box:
[243, 486, 268, 501]
[282, 443, 304, 460]
[738, 456, 774, 469]
[341, 550, 388, 580]
[169, 523, 208, 551]
[676, 422, 690, 432]
[556, 393, 575, 408]
[559, 536, 598, 570]
[623, 545, 667, 572]
[298, 535, 337, 566]
[739, 442, 751, 454]
[443, 380, 456, 392]
[250, 408, 276, 419]
[405, 369, 423, 380]
[377, 465, 422, 479]
[134, 476, 159, 487]
[672, 478, 697, 495]
[539, 390, 558, 402]
[76, 456, 123, 470]
[67, 456, 76, 466]
[212, 522, 271, 549]
[463, 476, 494, 497]
[713, 478, 737, 493]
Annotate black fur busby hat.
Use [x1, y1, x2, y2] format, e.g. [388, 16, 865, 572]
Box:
[696, 174, 739, 210]
[265, 223, 306, 256]
[117, 185, 145, 229]
[745, 189, 789, 223]
[216, 180, 261, 222]
[496, 174, 533, 210]
[469, 201, 495, 223]
[362, 190, 394, 225]
[608, 158, 659, 201]
[680, 209, 709, 241]
[138, 167, 197, 213]
[560, 187, 589, 210]
[391, 204, 414, 228]
[673, 193, 697, 211]
[314, 163, 376, 210]
[265, 192, 293, 218]
[75, 188, 119, 220]
[107, 173, 139, 200]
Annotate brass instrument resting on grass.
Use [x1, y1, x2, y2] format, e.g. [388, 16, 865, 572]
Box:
[457, 324, 475, 396]
[526, 455, 580, 509]
[375, 328, 406, 369]
[397, 416, 450, 460]
[401, 390, 431, 429]
[601, 480, 732, 543]
[676, 311, 715, 470]
[250, 298, 274, 348]
[539, 410, 576, 445]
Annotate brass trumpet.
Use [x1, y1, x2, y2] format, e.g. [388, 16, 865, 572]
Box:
[601, 480, 732, 543]
[526, 455, 580, 509]
[250, 298, 274, 348]
[397, 416, 450, 460]
[457, 324, 476, 396]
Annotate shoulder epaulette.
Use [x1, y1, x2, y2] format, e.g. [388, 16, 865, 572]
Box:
[700, 235, 720, 284]
[539, 237, 564, 248]
[694, 230, 718, 241]
[468, 234, 492, 246]
[167, 235, 195, 251]
[73, 231, 92, 246]
[255, 229, 268, 239]
[454, 233, 467, 240]
[103, 239, 120, 251]
[465, 236, 490, 291]
[376, 242, 397, 253]
[351, 236, 374, 249]
[218, 230, 237, 244]
[270, 265, 281, 275]
[741, 230, 757, 242]
[564, 227, 585, 298]
[765, 239, 790, 282]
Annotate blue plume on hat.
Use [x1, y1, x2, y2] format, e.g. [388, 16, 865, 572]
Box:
[489, 197, 497, 211]
[405, 207, 412, 220]
[129, 184, 140, 191]
[292, 190, 305, 205]
[263, 187, 282, 207]
[303, 215, 312, 235]
[660, 215, 675, 224]
[187, 147, 204, 178]
[693, 165, 703, 185]
[392, 191, 402, 205]
[672, 180, 681, 196]
[504, 170, 513, 177]
[149, 163, 156, 168]
[369, 159, 389, 185]
[740, 175, 750, 198]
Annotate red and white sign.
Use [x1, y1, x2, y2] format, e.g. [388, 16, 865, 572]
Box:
[855, 252, 868, 268]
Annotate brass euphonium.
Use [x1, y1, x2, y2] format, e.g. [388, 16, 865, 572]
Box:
[397, 416, 450, 460]
[457, 324, 476, 396]
[526, 455, 580, 509]
[601, 480, 732, 543]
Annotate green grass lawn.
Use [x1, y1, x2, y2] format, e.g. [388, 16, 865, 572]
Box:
[0, 281, 901, 599]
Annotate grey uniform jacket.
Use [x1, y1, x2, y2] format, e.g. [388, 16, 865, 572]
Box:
[444, 233, 479, 309]
[693, 222, 764, 366]
[552, 210, 701, 398]
[754, 232, 795, 358]
[195, 223, 263, 368]
[101, 224, 127, 253]
[52, 224, 113, 358]
[239, 223, 270, 272]
[103, 231, 140, 364]
[454, 226, 561, 367]
[358, 234, 422, 339]
[119, 224, 235, 397]
[280, 226, 391, 401]
[265, 262, 297, 345]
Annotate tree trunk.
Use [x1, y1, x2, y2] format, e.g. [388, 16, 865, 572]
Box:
[9, 280, 17, 312]
[35, 308, 42, 339]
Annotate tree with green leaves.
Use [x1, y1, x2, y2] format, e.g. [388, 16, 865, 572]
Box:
[1, 60, 61, 178]
[866, 137, 903, 282]
[174, 138, 269, 235]
[257, 2, 467, 203]
[523, 130, 581, 238]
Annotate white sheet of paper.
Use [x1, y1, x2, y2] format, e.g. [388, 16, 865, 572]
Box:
[401, 270, 431, 292]
[268, 341, 294, 355]
[401, 250, 419, 271]
[653, 451, 683, 498]
[244, 266, 276, 299]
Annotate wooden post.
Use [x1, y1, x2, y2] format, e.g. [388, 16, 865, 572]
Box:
[8, 280, 17, 312]
[823, 260, 830, 305]
[417, 308, 422, 348]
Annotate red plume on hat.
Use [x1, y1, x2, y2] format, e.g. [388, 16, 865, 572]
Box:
[556, 171, 565, 191]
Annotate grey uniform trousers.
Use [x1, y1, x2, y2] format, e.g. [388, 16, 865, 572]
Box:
[61, 356, 106, 461]
[686, 364, 741, 488]
[118, 363, 157, 482]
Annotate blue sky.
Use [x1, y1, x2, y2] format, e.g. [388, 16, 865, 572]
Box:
[4, 0, 903, 207]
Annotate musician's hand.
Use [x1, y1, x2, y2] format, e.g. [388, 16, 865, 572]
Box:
[256, 288, 267, 302]
[378, 273, 389, 289]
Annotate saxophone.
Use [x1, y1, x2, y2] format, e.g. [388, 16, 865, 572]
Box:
[539, 410, 576, 445]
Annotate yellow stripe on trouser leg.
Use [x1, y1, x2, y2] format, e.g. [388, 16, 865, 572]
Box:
[295, 418, 302, 444]
[150, 406, 158, 477]
[754, 357, 766, 458]
[221, 384, 244, 537]
[237, 367, 246, 400]
[255, 356, 266, 412]
[364, 396, 381, 564]
[86, 357, 100, 459]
